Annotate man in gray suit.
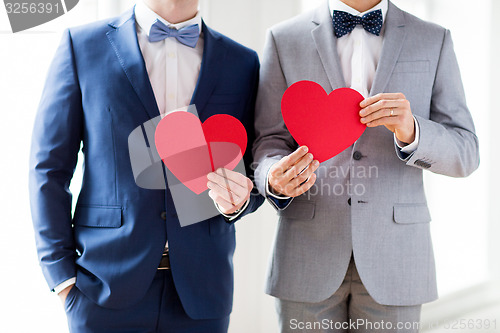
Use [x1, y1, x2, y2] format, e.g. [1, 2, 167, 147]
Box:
[252, 0, 479, 332]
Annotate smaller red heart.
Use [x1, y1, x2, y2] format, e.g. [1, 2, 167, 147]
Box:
[154, 112, 247, 194]
[281, 81, 366, 163]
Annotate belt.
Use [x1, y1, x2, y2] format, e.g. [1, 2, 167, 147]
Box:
[158, 248, 171, 270]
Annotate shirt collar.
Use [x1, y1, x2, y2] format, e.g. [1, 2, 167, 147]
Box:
[135, 1, 202, 36]
[329, 0, 388, 22]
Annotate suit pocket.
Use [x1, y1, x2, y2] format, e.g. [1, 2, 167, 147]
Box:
[64, 285, 79, 312]
[393, 60, 430, 73]
[277, 199, 315, 220]
[393, 203, 431, 224]
[73, 205, 122, 228]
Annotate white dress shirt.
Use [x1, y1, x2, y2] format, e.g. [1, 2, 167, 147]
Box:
[135, 1, 203, 117]
[55, 1, 246, 294]
[328, 0, 419, 153]
[266, 0, 419, 204]
[135, 2, 248, 219]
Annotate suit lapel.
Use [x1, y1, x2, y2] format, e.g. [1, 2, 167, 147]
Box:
[311, 1, 346, 91]
[369, 2, 406, 96]
[190, 21, 227, 120]
[106, 8, 160, 120]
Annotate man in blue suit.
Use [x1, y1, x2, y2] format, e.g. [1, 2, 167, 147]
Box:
[29, 0, 263, 331]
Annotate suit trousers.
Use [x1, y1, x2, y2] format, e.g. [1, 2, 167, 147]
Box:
[276, 256, 422, 333]
[64, 270, 230, 333]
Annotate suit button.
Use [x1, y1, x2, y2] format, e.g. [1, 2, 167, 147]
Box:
[160, 211, 167, 220]
[348, 198, 351, 206]
[353, 151, 363, 160]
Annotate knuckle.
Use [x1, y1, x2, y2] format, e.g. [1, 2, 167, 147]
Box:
[270, 163, 280, 173]
[275, 165, 285, 175]
[281, 188, 290, 197]
[274, 183, 284, 191]
[270, 166, 281, 177]
[289, 178, 300, 188]
[236, 173, 246, 183]
[308, 174, 316, 184]
[297, 173, 308, 184]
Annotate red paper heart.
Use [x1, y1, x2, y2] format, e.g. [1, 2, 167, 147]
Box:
[281, 81, 366, 163]
[154, 112, 247, 194]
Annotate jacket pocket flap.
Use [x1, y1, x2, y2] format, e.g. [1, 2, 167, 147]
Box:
[73, 205, 122, 228]
[393, 203, 431, 224]
[277, 200, 315, 220]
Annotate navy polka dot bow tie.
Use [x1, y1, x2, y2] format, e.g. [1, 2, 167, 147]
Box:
[333, 9, 383, 38]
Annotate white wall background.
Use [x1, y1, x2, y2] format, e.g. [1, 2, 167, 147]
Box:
[0, 1, 498, 332]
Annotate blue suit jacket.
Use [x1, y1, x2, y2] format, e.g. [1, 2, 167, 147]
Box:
[29, 8, 263, 319]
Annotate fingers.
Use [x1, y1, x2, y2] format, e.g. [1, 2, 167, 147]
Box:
[207, 179, 241, 204]
[207, 169, 253, 214]
[360, 92, 406, 108]
[207, 170, 249, 203]
[208, 190, 236, 213]
[283, 152, 314, 181]
[365, 115, 400, 128]
[271, 146, 309, 177]
[288, 160, 319, 189]
[288, 172, 317, 197]
[358, 93, 414, 141]
[214, 168, 248, 186]
[359, 99, 402, 118]
[360, 107, 398, 124]
[268, 152, 320, 197]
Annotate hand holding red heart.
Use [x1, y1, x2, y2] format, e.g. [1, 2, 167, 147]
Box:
[268, 146, 320, 197]
[281, 82, 366, 163]
[359, 93, 416, 145]
[207, 168, 253, 215]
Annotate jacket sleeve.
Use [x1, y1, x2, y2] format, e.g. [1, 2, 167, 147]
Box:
[252, 29, 297, 201]
[29, 29, 82, 291]
[225, 51, 265, 223]
[400, 30, 480, 177]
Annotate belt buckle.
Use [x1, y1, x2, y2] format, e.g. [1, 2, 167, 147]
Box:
[158, 248, 170, 270]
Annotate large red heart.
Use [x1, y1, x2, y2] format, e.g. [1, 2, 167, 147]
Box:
[281, 81, 366, 163]
[154, 112, 247, 194]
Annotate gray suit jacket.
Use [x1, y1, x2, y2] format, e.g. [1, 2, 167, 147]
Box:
[252, 1, 479, 306]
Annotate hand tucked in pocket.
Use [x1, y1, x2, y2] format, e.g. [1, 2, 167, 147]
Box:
[58, 284, 74, 305]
